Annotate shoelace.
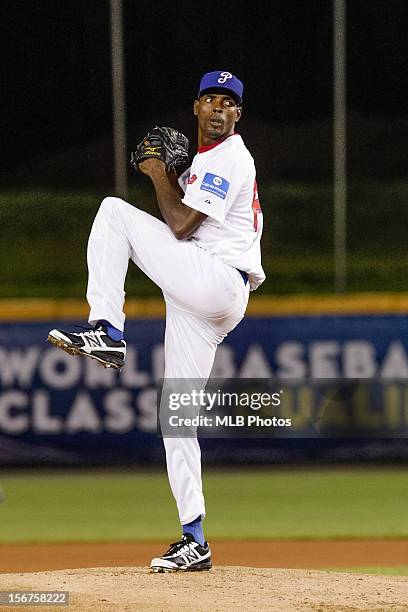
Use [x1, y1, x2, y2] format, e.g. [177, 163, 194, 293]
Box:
[73, 327, 106, 347]
[80, 330, 102, 338]
[165, 537, 193, 556]
[72, 325, 105, 339]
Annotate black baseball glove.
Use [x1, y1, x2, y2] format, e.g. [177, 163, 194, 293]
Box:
[130, 126, 189, 171]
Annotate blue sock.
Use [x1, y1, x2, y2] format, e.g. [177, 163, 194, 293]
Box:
[98, 320, 123, 341]
[183, 516, 205, 546]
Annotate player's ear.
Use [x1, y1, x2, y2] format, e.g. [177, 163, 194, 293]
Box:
[193, 100, 199, 116]
[235, 106, 242, 123]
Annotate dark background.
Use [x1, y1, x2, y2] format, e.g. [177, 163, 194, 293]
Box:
[2, 0, 407, 186]
[1, 0, 407, 296]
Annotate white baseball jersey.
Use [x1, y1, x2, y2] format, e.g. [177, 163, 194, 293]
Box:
[178, 133, 265, 291]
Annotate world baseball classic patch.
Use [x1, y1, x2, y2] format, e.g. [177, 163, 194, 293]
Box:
[200, 173, 230, 200]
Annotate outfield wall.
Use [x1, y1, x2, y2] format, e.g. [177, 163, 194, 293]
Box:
[1, 296, 408, 465]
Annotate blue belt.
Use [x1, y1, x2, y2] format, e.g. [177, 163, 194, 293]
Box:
[237, 269, 248, 285]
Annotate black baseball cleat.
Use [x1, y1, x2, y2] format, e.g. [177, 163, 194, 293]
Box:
[150, 533, 212, 573]
[47, 324, 126, 369]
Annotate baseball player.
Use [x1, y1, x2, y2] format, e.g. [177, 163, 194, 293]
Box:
[48, 70, 265, 572]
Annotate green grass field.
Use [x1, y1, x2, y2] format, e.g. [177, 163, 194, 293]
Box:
[329, 567, 408, 576]
[1, 181, 408, 296]
[1, 468, 407, 544]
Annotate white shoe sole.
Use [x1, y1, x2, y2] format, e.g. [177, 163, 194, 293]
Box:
[150, 560, 212, 573]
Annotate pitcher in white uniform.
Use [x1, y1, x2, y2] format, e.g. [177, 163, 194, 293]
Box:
[48, 70, 265, 572]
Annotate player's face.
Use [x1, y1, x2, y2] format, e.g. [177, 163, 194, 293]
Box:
[194, 93, 242, 145]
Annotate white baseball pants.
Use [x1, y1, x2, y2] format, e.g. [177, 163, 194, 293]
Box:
[86, 197, 249, 524]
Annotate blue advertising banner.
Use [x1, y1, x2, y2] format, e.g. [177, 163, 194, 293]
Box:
[0, 315, 408, 464]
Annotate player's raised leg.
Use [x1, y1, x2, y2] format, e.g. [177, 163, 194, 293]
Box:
[49, 195, 247, 366]
[49, 196, 190, 367]
[86, 195, 248, 326]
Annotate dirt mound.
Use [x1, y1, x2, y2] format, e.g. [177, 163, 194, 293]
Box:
[1, 566, 407, 611]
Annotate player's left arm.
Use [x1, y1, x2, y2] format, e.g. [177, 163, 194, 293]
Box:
[139, 158, 207, 240]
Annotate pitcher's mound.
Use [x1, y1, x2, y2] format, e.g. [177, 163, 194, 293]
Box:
[1, 566, 407, 611]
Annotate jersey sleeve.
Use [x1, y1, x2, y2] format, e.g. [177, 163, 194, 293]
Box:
[182, 155, 246, 224]
[177, 167, 191, 195]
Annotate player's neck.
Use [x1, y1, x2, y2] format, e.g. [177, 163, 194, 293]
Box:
[198, 131, 236, 152]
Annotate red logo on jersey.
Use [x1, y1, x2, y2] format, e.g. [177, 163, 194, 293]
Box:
[252, 180, 262, 231]
[187, 174, 197, 184]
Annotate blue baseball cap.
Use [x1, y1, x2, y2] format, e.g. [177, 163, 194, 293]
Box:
[198, 70, 244, 105]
